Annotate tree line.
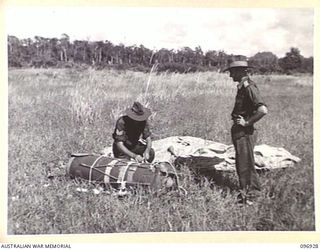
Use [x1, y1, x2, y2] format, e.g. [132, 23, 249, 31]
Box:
[8, 34, 313, 74]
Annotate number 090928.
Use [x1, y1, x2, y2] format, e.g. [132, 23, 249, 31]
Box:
[300, 244, 319, 248]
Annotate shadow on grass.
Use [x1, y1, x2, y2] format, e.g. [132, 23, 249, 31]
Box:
[174, 156, 239, 192]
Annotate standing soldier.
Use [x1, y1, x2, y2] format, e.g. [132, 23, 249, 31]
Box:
[224, 59, 268, 205]
[112, 101, 155, 163]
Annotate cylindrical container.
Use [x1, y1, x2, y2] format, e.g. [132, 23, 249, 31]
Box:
[66, 153, 177, 191]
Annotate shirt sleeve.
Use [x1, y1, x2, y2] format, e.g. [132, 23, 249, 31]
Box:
[113, 118, 127, 143]
[142, 121, 151, 139]
[246, 84, 266, 110]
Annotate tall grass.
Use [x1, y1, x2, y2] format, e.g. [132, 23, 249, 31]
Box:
[8, 68, 314, 234]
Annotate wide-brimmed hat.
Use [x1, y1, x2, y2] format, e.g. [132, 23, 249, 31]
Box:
[125, 101, 151, 121]
[223, 60, 253, 72]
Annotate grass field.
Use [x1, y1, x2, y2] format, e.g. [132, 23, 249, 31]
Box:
[8, 68, 314, 234]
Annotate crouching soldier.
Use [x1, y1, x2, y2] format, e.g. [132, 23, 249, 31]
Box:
[112, 101, 155, 163]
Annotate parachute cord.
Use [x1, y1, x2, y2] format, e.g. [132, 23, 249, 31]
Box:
[88, 155, 105, 182]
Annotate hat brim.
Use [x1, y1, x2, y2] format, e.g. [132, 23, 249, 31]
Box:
[125, 107, 151, 121]
[223, 65, 253, 72]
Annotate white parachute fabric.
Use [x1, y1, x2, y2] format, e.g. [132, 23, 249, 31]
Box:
[102, 136, 301, 171]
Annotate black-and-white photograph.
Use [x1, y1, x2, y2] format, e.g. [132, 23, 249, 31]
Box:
[4, 3, 316, 237]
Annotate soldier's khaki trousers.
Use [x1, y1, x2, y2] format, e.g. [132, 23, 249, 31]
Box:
[232, 130, 261, 195]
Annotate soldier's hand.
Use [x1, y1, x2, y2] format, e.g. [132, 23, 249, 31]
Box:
[134, 155, 144, 163]
[143, 151, 150, 161]
[236, 115, 247, 127]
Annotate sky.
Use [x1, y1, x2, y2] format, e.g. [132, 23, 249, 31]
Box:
[5, 7, 314, 57]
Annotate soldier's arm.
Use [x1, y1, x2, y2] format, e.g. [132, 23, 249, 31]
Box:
[142, 121, 152, 154]
[244, 84, 268, 126]
[244, 105, 268, 127]
[144, 136, 152, 154]
[116, 141, 141, 161]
